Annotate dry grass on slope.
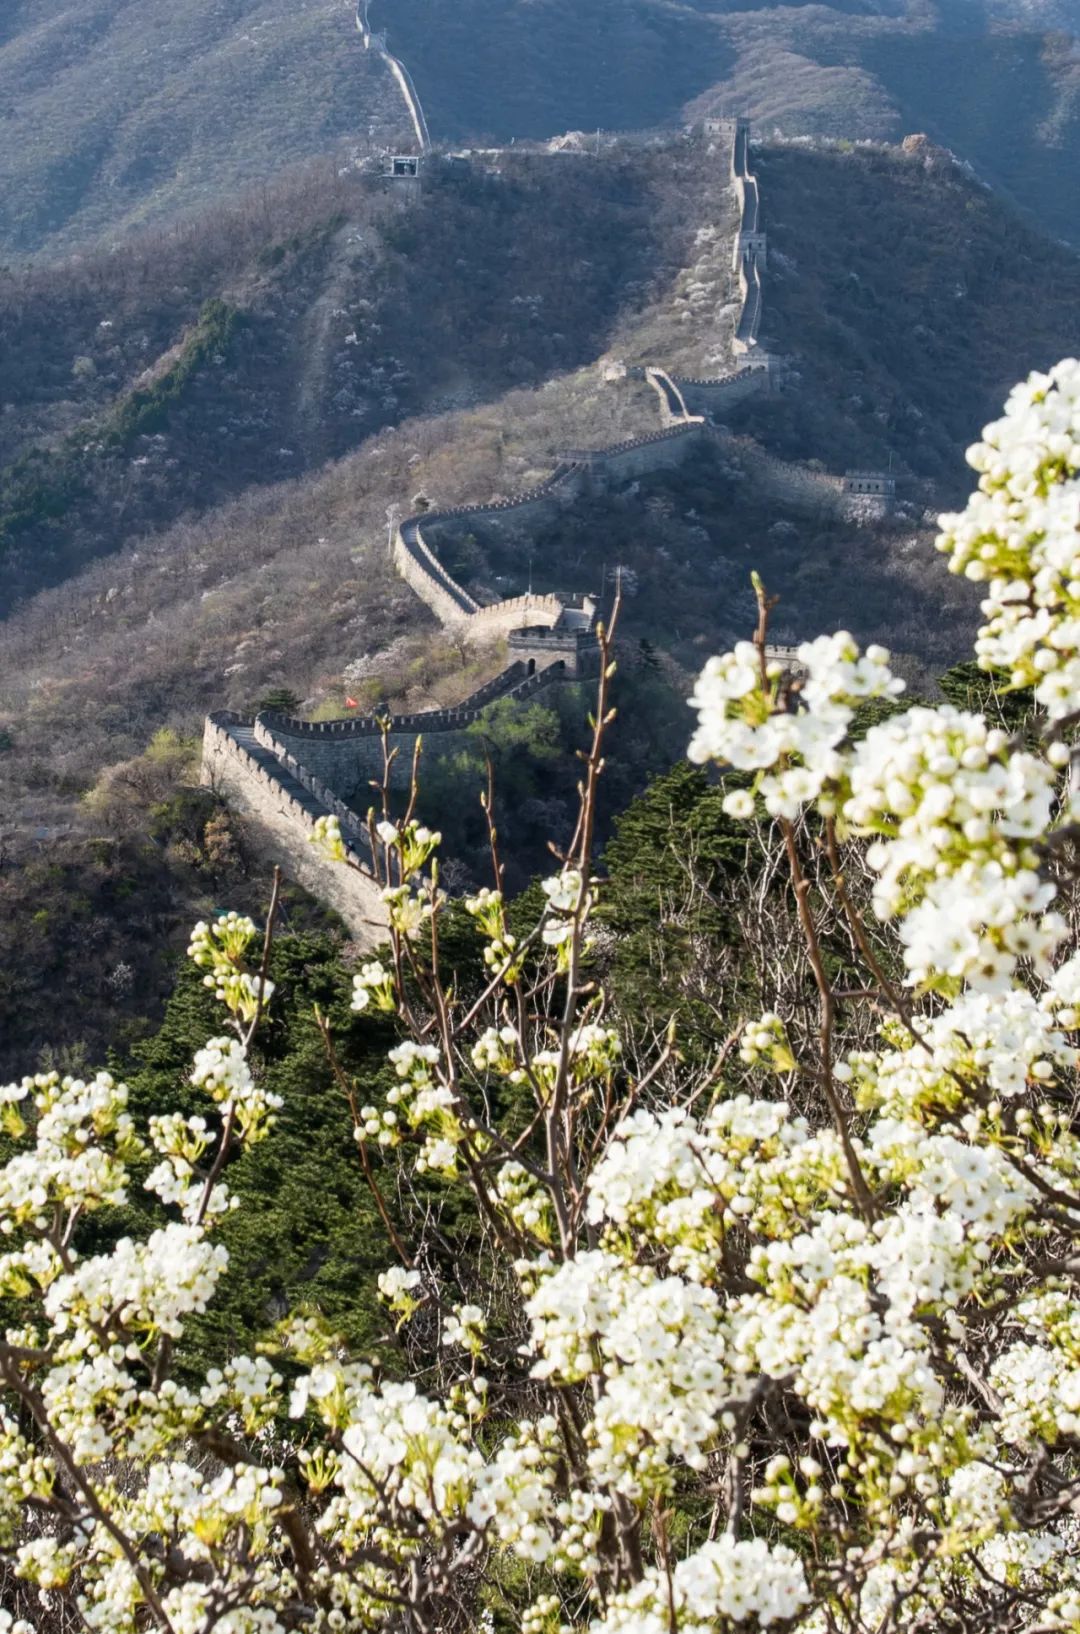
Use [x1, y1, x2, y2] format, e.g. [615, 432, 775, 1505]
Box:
[0, 453, 413, 837]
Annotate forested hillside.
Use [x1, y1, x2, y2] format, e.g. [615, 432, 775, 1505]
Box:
[6, 2, 1080, 1623]
[0, 145, 707, 609]
[1, 0, 1077, 257]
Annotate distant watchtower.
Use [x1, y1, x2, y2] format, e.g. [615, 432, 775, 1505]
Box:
[703, 115, 739, 145]
[383, 154, 423, 201]
[843, 471, 897, 516]
[843, 472, 896, 500]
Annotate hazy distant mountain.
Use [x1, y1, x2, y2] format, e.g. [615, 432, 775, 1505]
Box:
[0, 0, 1077, 257]
[0, 0, 407, 255]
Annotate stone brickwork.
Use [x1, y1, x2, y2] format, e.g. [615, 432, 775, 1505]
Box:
[673, 369, 769, 418]
[201, 714, 387, 945]
[723, 436, 846, 514]
[249, 659, 582, 800]
[844, 473, 896, 497]
[730, 119, 766, 356]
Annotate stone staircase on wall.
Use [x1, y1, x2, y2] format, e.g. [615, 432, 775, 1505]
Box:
[202, 117, 782, 943]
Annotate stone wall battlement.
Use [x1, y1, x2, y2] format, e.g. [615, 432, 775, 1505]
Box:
[554, 420, 707, 462]
[669, 367, 758, 389]
[470, 593, 565, 631]
[255, 661, 566, 745]
[202, 713, 387, 944]
[203, 715, 371, 860]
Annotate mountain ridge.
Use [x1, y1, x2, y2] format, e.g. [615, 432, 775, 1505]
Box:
[1, 0, 1077, 257]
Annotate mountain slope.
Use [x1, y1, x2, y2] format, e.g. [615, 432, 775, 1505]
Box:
[2, 1, 1078, 257]
[0, 0, 406, 255]
[2, 133, 1077, 823]
[0, 144, 700, 610]
[1, 130, 1077, 1068]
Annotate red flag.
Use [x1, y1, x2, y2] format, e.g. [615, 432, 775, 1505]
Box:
[345, 697, 359, 709]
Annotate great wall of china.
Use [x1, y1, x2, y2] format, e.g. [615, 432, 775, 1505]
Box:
[202, 114, 892, 942]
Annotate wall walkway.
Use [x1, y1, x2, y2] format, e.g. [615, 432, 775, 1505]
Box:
[356, 2, 431, 153]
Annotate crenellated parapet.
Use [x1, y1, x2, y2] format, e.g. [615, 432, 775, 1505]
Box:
[242, 659, 580, 803]
[201, 713, 387, 944]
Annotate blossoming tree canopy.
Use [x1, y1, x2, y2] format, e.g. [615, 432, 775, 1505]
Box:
[2, 358, 1080, 1633]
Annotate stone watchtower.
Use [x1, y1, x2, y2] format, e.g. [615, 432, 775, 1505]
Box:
[843, 472, 896, 500]
[842, 471, 897, 517]
[703, 115, 740, 145]
[736, 230, 767, 268]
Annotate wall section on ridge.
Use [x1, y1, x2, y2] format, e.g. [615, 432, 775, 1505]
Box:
[252, 661, 577, 799]
[201, 717, 387, 945]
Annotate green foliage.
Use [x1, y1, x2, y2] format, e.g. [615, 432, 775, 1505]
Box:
[467, 695, 561, 760]
[146, 785, 220, 848]
[599, 762, 751, 1058]
[100, 300, 244, 449]
[938, 660, 1036, 732]
[417, 668, 688, 893]
[257, 688, 303, 716]
[0, 444, 86, 547]
[119, 934, 402, 1371]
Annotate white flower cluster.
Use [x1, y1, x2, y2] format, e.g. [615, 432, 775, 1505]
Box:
[385, 1039, 464, 1174]
[591, 1537, 808, 1632]
[0, 1070, 140, 1227]
[376, 817, 441, 877]
[310, 812, 347, 862]
[524, 1250, 734, 1494]
[465, 887, 523, 979]
[739, 1011, 796, 1072]
[845, 704, 1061, 991]
[688, 631, 902, 818]
[442, 1302, 487, 1356]
[496, 1160, 550, 1239]
[541, 868, 591, 962]
[45, 1224, 229, 1344]
[6, 363, 1080, 1634]
[377, 1264, 422, 1324]
[191, 1037, 282, 1141]
[187, 912, 273, 1022]
[691, 642, 1072, 994]
[350, 958, 396, 1013]
[380, 880, 443, 941]
[937, 357, 1080, 715]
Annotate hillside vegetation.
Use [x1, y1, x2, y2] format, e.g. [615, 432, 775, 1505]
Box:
[1, 1, 1077, 258]
[4, 136, 1077, 818]
[0, 145, 708, 610]
[741, 139, 1080, 487]
[335, 2, 1080, 243]
[0, 0, 407, 256]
